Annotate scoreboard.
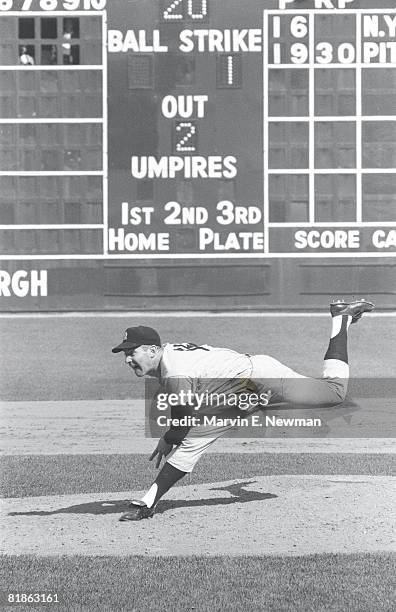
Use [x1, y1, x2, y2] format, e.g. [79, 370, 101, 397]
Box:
[0, 0, 395, 309]
[265, 6, 396, 255]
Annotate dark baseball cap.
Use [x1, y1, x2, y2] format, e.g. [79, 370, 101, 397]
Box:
[112, 326, 161, 353]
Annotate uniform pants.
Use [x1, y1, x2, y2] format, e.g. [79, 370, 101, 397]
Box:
[167, 355, 349, 473]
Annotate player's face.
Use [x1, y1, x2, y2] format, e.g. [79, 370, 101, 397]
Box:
[124, 345, 157, 377]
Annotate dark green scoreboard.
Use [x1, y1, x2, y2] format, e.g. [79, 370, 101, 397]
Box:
[0, 0, 395, 310]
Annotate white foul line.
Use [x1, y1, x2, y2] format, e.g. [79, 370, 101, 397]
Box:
[0, 312, 393, 320]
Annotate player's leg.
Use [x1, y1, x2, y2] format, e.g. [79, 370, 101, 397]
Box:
[251, 299, 374, 407]
[119, 461, 188, 521]
[119, 436, 225, 521]
[280, 299, 374, 406]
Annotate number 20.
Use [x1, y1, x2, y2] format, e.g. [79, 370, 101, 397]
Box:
[163, 0, 208, 21]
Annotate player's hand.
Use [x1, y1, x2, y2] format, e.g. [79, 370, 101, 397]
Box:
[149, 438, 173, 468]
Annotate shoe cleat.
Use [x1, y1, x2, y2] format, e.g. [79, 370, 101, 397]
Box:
[330, 299, 375, 323]
[119, 500, 156, 521]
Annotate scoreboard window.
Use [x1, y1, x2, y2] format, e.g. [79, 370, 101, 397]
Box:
[41, 44, 57, 65]
[269, 122, 309, 169]
[363, 122, 396, 169]
[63, 17, 80, 38]
[0, 70, 103, 119]
[64, 45, 80, 66]
[315, 175, 356, 223]
[269, 175, 309, 224]
[315, 69, 356, 116]
[0, 202, 14, 225]
[127, 55, 154, 89]
[175, 56, 195, 86]
[0, 15, 102, 66]
[18, 44, 36, 65]
[0, 173, 103, 224]
[363, 69, 396, 115]
[19, 70, 35, 91]
[0, 43, 13, 64]
[0, 124, 102, 172]
[41, 18, 57, 39]
[315, 122, 356, 169]
[18, 18, 35, 39]
[315, 14, 355, 43]
[268, 69, 309, 117]
[363, 175, 396, 223]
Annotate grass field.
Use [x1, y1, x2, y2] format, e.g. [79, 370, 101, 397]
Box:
[1, 554, 395, 612]
[1, 313, 395, 611]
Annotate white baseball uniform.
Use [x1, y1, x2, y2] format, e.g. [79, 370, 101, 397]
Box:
[158, 342, 348, 472]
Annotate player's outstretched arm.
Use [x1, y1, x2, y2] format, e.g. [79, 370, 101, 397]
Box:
[150, 403, 194, 468]
[149, 438, 174, 469]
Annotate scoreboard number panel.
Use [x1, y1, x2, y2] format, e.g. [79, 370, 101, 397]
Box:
[264, 7, 396, 255]
[0, 1, 107, 10]
[0, 0, 395, 271]
[160, 0, 209, 23]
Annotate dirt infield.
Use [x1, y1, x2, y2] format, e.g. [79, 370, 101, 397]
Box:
[1, 476, 395, 557]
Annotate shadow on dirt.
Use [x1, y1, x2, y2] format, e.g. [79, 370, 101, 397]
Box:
[8, 481, 277, 517]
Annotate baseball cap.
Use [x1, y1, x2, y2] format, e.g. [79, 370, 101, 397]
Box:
[112, 326, 161, 353]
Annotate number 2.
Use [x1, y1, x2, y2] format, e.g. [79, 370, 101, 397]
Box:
[163, 0, 184, 20]
[175, 122, 197, 153]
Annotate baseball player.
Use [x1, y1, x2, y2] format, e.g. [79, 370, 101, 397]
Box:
[19, 46, 35, 65]
[112, 299, 374, 521]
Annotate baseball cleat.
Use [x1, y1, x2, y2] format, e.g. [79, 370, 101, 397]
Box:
[119, 500, 155, 522]
[330, 299, 375, 323]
